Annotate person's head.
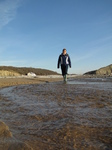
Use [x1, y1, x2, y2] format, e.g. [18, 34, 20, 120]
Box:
[62, 48, 67, 55]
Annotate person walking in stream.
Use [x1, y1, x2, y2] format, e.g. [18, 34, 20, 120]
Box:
[57, 48, 71, 82]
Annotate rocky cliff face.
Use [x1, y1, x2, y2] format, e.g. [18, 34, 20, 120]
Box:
[84, 64, 112, 76]
[96, 64, 112, 75]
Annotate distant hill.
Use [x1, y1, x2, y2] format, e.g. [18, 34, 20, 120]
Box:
[83, 70, 97, 75]
[84, 64, 112, 76]
[96, 64, 112, 75]
[0, 66, 59, 76]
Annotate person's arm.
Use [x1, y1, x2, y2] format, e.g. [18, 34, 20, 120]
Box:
[57, 55, 61, 68]
[68, 55, 71, 68]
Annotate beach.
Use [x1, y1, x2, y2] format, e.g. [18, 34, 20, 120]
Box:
[0, 76, 112, 150]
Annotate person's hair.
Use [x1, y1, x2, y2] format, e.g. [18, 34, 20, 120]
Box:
[63, 48, 66, 52]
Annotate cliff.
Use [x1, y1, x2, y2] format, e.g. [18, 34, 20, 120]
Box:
[84, 64, 112, 76]
[96, 64, 112, 75]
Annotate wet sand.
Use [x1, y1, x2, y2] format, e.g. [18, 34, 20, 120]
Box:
[0, 77, 62, 88]
[0, 77, 112, 150]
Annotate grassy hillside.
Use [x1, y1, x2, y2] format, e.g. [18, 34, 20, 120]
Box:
[83, 70, 97, 75]
[0, 66, 59, 76]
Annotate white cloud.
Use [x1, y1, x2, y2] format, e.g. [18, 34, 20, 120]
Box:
[72, 37, 112, 64]
[0, 0, 22, 29]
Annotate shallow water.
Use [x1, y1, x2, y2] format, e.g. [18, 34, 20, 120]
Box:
[0, 79, 112, 150]
[67, 78, 112, 91]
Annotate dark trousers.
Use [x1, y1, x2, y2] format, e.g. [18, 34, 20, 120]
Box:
[61, 64, 68, 76]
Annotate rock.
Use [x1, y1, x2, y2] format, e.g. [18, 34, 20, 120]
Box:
[0, 121, 33, 150]
[27, 72, 36, 77]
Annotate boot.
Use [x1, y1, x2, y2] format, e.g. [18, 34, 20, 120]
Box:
[63, 75, 67, 82]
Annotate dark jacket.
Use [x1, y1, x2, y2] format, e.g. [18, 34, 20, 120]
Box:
[57, 53, 71, 68]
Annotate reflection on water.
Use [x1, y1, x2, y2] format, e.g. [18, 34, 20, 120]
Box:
[0, 79, 112, 150]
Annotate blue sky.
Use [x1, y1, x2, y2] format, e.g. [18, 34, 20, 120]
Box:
[0, 0, 112, 74]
